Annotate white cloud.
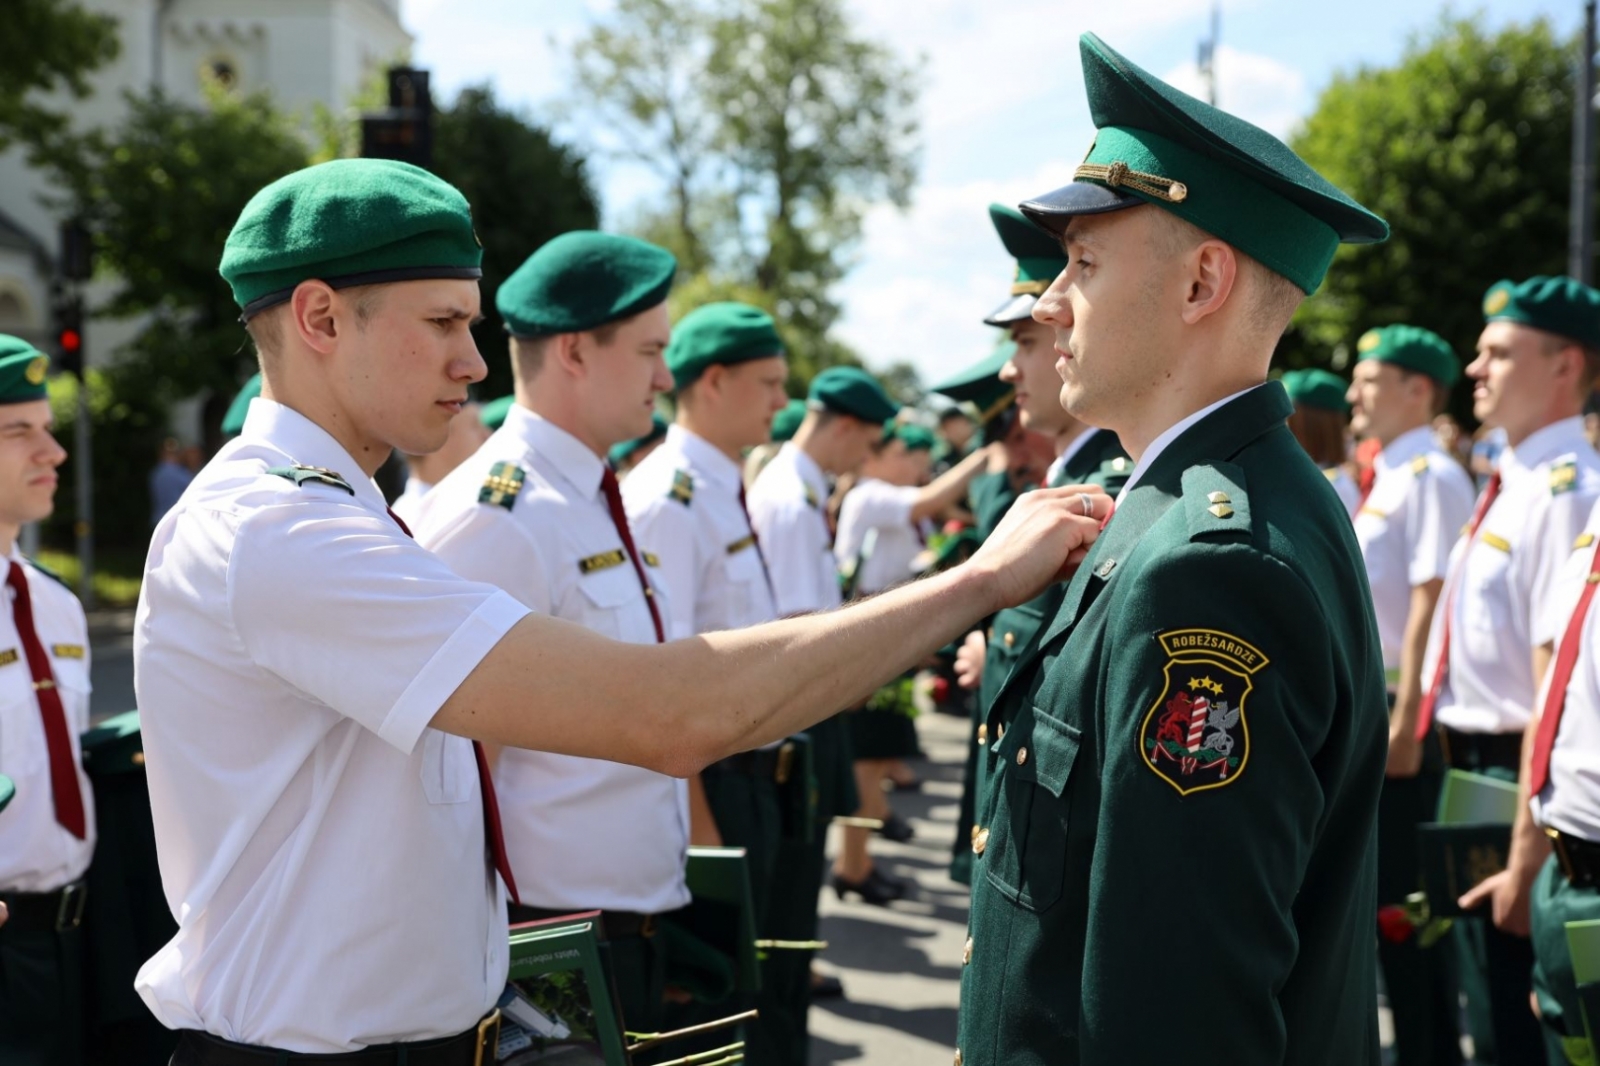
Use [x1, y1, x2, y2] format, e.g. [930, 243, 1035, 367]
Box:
[1161, 44, 1308, 140]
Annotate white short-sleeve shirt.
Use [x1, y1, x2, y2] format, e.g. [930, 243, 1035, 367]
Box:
[133, 398, 530, 1052]
[746, 443, 840, 617]
[413, 405, 689, 914]
[834, 478, 921, 596]
[1327, 467, 1361, 519]
[1353, 426, 1476, 674]
[0, 551, 95, 892]
[1531, 501, 1600, 841]
[1425, 417, 1600, 734]
[388, 474, 433, 527]
[622, 424, 779, 639]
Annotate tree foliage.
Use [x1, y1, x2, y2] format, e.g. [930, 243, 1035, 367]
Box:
[1286, 16, 1576, 393]
[431, 85, 601, 401]
[572, 0, 921, 391]
[0, 0, 119, 155]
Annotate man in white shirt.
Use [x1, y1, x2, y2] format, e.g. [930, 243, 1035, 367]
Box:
[391, 398, 489, 525]
[0, 338, 95, 1066]
[135, 159, 1105, 1063]
[1347, 324, 1474, 1066]
[413, 230, 701, 1034]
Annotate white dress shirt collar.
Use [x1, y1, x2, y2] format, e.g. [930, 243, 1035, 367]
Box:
[668, 424, 744, 491]
[240, 398, 388, 514]
[1116, 384, 1266, 502]
[1374, 425, 1438, 474]
[503, 403, 606, 501]
[1502, 416, 1590, 480]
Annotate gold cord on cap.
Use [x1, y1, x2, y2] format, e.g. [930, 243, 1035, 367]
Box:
[1075, 160, 1189, 203]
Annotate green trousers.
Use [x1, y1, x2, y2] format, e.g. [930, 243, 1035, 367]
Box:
[0, 921, 86, 1066]
[1531, 856, 1600, 1066]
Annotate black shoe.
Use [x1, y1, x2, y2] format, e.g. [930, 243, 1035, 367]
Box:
[831, 868, 905, 905]
[878, 812, 915, 843]
[811, 973, 845, 1000]
[866, 867, 910, 898]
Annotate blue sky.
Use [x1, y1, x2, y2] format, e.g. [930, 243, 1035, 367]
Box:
[399, 0, 1578, 386]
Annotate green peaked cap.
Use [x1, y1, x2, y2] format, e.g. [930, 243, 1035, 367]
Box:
[222, 159, 483, 319]
[666, 302, 785, 389]
[498, 230, 676, 337]
[609, 413, 669, 465]
[220, 371, 263, 436]
[985, 204, 1067, 326]
[1356, 324, 1460, 387]
[479, 395, 514, 430]
[1282, 368, 1349, 413]
[771, 398, 807, 442]
[808, 366, 899, 424]
[1018, 34, 1388, 295]
[929, 341, 1017, 425]
[0, 334, 50, 405]
[1482, 276, 1600, 350]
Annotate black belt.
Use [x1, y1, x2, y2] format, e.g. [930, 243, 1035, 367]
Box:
[1436, 726, 1523, 773]
[707, 742, 797, 784]
[1547, 828, 1600, 889]
[0, 880, 87, 933]
[171, 1016, 500, 1066]
[507, 903, 662, 940]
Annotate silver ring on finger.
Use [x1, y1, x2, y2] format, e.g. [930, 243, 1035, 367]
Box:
[1078, 493, 1093, 517]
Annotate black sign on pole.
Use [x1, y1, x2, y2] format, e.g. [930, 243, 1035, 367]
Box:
[360, 67, 434, 170]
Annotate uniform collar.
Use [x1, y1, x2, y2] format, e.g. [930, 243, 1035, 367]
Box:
[1116, 384, 1266, 501]
[240, 398, 388, 514]
[504, 403, 606, 500]
[1373, 424, 1437, 473]
[1502, 416, 1588, 479]
[667, 424, 743, 492]
[783, 442, 831, 499]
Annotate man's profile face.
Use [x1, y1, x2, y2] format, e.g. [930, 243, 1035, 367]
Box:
[939, 413, 973, 451]
[1347, 360, 1414, 443]
[334, 278, 487, 459]
[1001, 317, 1075, 435]
[0, 400, 66, 530]
[836, 416, 883, 475]
[580, 302, 673, 450]
[1033, 206, 1176, 431]
[716, 355, 790, 450]
[1466, 320, 1566, 439]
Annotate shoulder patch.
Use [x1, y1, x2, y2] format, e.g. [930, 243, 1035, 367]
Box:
[804, 484, 820, 510]
[1551, 458, 1579, 496]
[1139, 628, 1270, 796]
[479, 462, 525, 510]
[1576, 533, 1596, 551]
[265, 465, 354, 496]
[669, 469, 694, 506]
[1181, 463, 1252, 542]
[1410, 455, 1430, 477]
[578, 549, 627, 574]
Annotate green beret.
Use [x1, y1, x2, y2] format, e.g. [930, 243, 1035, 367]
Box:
[985, 204, 1067, 326]
[0, 335, 50, 405]
[220, 371, 262, 437]
[479, 395, 514, 431]
[771, 399, 807, 442]
[498, 231, 676, 338]
[1018, 34, 1388, 295]
[1356, 324, 1460, 387]
[609, 413, 669, 466]
[894, 424, 937, 452]
[929, 341, 1017, 425]
[1282, 368, 1350, 413]
[667, 302, 784, 389]
[808, 366, 899, 425]
[1483, 276, 1600, 351]
[222, 159, 483, 319]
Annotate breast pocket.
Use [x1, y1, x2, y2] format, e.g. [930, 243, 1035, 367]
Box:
[725, 546, 768, 620]
[981, 709, 1082, 914]
[1462, 540, 1517, 653]
[420, 730, 475, 805]
[576, 564, 655, 643]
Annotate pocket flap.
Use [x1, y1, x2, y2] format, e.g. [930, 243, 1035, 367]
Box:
[1026, 712, 1082, 799]
[577, 562, 646, 609]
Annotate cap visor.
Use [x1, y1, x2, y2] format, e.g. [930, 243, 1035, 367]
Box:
[1019, 181, 1141, 238]
[982, 293, 1038, 327]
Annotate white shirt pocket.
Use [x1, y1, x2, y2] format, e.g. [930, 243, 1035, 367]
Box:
[419, 729, 475, 805]
[576, 564, 655, 644]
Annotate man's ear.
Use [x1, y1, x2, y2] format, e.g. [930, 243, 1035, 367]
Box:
[550, 333, 586, 378]
[1181, 240, 1240, 326]
[289, 281, 342, 355]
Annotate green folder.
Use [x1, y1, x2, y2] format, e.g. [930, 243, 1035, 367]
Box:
[682, 846, 762, 995]
[1418, 769, 1521, 918]
[0, 774, 12, 814]
[502, 916, 628, 1065]
[1569, 919, 1600, 1056]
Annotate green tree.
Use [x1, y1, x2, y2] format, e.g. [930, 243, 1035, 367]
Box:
[1287, 16, 1575, 393]
[431, 85, 601, 401]
[0, 0, 118, 155]
[571, 0, 920, 390]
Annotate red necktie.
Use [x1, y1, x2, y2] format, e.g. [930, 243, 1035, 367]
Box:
[1529, 538, 1600, 794]
[598, 469, 665, 644]
[6, 561, 86, 838]
[1415, 472, 1503, 740]
[387, 507, 520, 905]
[737, 484, 779, 603]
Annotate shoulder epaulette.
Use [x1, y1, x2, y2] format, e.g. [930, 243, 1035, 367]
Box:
[1089, 456, 1133, 494]
[479, 462, 525, 510]
[1181, 463, 1252, 542]
[804, 484, 820, 510]
[1322, 467, 1341, 482]
[1410, 455, 1430, 477]
[265, 465, 354, 496]
[1550, 457, 1579, 496]
[20, 555, 71, 592]
[669, 469, 694, 506]
[1576, 532, 1596, 551]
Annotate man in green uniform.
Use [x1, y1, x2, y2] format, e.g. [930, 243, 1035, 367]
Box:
[956, 34, 1390, 1065]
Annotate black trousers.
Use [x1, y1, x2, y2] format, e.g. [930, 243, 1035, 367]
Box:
[0, 920, 86, 1066]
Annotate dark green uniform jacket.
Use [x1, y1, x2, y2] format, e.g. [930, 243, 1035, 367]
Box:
[957, 384, 1387, 1065]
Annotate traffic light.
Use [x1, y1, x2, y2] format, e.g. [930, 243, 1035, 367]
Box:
[55, 296, 84, 378]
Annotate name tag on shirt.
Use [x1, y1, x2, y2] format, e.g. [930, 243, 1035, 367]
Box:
[578, 550, 627, 574]
[52, 644, 85, 660]
[0, 648, 16, 667]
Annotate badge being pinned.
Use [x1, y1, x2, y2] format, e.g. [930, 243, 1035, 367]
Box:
[1139, 628, 1270, 795]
